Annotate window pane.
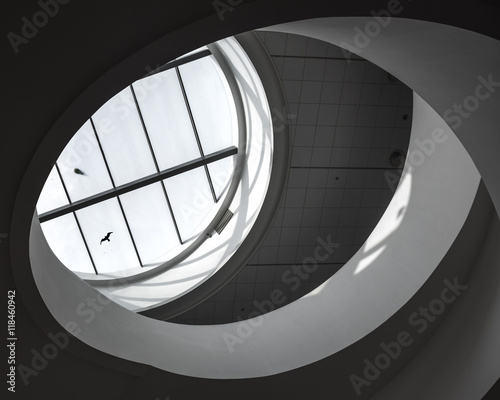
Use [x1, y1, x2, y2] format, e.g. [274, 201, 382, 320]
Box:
[178, 55, 236, 154]
[207, 155, 236, 200]
[133, 70, 200, 171]
[92, 87, 157, 186]
[57, 120, 113, 202]
[40, 214, 94, 274]
[163, 167, 215, 241]
[120, 183, 180, 266]
[37, 165, 69, 214]
[75, 198, 140, 274]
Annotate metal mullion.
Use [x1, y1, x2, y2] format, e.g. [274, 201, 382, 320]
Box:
[129, 85, 184, 245]
[90, 117, 144, 268]
[143, 49, 211, 78]
[39, 147, 238, 222]
[55, 163, 99, 275]
[175, 66, 218, 203]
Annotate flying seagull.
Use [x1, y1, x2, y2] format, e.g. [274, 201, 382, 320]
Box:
[100, 232, 113, 245]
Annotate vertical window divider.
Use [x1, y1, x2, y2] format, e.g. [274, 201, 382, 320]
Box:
[175, 66, 218, 203]
[55, 163, 99, 275]
[130, 84, 184, 245]
[90, 117, 144, 268]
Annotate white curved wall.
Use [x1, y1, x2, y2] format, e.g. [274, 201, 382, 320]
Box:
[29, 81, 479, 378]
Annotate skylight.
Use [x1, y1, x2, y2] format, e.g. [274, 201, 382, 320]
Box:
[37, 48, 239, 276]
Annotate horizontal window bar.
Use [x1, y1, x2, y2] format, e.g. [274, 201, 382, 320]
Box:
[143, 49, 212, 78]
[39, 146, 238, 223]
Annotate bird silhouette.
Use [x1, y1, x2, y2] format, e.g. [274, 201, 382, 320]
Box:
[100, 232, 113, 245]
[74, 168, 86, 176]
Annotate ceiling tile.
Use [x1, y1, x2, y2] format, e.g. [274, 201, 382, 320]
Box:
[304, 188, 326, 208]
[344, 61, 366, 82]
[303, 58, 326, 81]
[297, 103, 319, 125]
[334, 126, 355, 147]
[379, 84, 402, 106]
[320, 82, 342, 104]
[337, 104, 358, 126]
[255, 266, 276, 283]
[324, 59, 346, 81]
[324, 188, 344, 207]
[277, 246, 298, 263]
[339, 208, 360, 226]
[372, 127, 393, 148]
[258, 246, 279, 264]
[348, 148, 370, 168]
[307, 169, 329, 188]
[288, 168, 310, 188]
[298, 227, 321, 246]
[294, 125, 316, 147]
[314, 126, 335, 147]
[285, 34, 308, 56]
[236, 264, 258, 283]
[360, 188, 381, 207]
[346, 169, 367, 188]
[310, 147, 332, 167]
[360, 83, 382, 105]
[300, 81, 323, 103]
[341, 82, 363, 104]
[234, 283, 255, 301]
[216, 284, 236, 302]
[330, 148, 351, 167]
[264, 32, 287, 55]
[279, 227, 301, 246]
[356, 105, 378, 126]
[291, 146, 312, 167]
[363, 62, 385, 83]
[285, 188, 307, 208]
[317, 104, 339, 125]
[306, 38, 329, 57]
[282, 208, 304, 227]
[320, 208, 341, 227]
[282, 80, 302, 103]
[342, 188, 363, 207]
[282, 57, 305, 80]
[301, 208, 323, 227]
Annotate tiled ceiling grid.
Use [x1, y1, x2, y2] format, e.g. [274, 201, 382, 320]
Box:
[168, 32, 413, 325]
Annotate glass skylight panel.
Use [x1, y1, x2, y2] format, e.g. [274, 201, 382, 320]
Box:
[178, 55, 235, 155]
[75, 198, 141, 274]
[37, 46, 240, 277]
[57, 120, 113, 202]
[92, 87, 157, 186]
[207, 156, 235, 200]
[132, 70, 201, 171]
[163, 167, 215, 241]
[37, 166, 69, 214]
[40, 214, 95, 273]
[119, 183, 180, 266]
